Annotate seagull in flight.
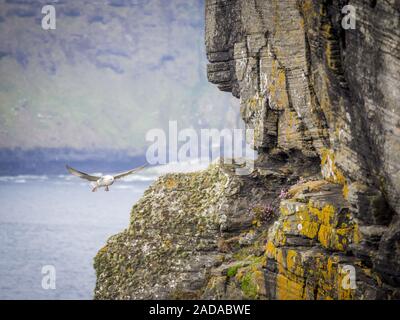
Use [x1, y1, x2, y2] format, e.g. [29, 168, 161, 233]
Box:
[66, 164, 146, 192]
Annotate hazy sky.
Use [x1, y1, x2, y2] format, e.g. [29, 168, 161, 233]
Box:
[0, 0, 240, 153]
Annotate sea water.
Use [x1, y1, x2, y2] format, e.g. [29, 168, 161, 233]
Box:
[0, 160, 210, 299]
[0, 174, 153, 299]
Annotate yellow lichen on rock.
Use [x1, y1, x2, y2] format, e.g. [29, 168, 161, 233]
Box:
[263, 177, 365, 299]
[265, 240, 277, 259]
[320, 148, 346, 185]
[276, 273, 305, 300]
[267, 245, 360, 300]
[267, 59, 289, 111]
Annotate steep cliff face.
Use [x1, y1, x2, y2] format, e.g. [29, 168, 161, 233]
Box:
[94, 0, 400, 299]
[205, 0, 400, 298]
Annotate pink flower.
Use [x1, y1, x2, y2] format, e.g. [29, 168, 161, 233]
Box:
[279, 188, 289, 199]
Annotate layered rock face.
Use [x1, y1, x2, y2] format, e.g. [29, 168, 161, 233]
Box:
[94, 0, 400, 299]
[205, 0, 400, 298]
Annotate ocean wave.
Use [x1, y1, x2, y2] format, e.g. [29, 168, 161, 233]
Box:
[0, 159, 216, 184]
[0, 175, 49, 182]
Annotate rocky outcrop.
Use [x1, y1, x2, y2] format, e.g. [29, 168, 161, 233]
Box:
[94, 159, 313, 299]
[94, 0, 400, 299]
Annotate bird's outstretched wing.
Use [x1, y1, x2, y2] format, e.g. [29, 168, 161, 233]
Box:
[66, 165, 100, 182]
[113, 165, 147, 180]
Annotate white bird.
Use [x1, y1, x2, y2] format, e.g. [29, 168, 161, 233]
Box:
[66, 164, 146, 192]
